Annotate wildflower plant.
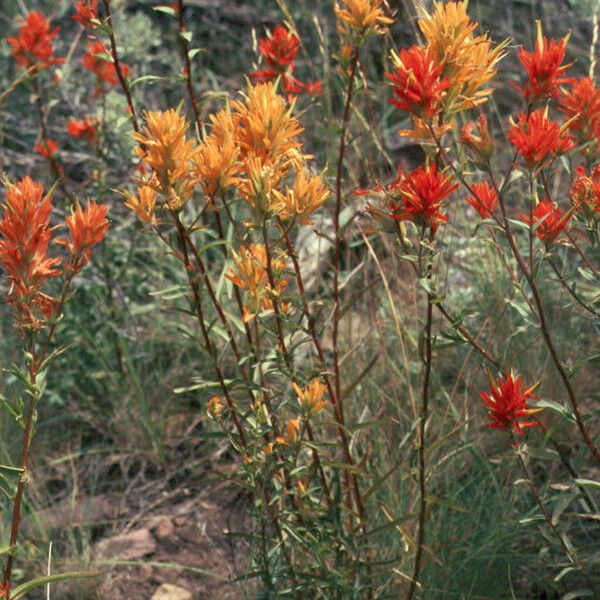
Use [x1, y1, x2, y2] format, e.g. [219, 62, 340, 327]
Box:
[0, 0, 598, 598]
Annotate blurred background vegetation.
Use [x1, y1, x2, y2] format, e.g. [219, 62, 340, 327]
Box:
[0, 0, 598, 598]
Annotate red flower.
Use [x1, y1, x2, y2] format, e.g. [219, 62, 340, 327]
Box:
[259, 26, 299, 70]
[519, 198, 571, 244]
[81, 39, 129, 93]
[0, 177, 62, 324]
[558, 77, 600, 155]
[481, 370, 541, 434]
[303, 80, 324, 97]
[460, 114, 494, 164]
[6, 12, 63, 71]
[392, 163, 458, 233]
[570, 164, 600, 217]
[34, 139, 59, 157]
[67, 118, 97, 142]
[61, 200, 109, 266]
[508, 109, 573, 168]
[514, 25, 573, 103]
[465, 181, 498, 218]
[73, 1, 99, 28]
[386, 45, 450, 118]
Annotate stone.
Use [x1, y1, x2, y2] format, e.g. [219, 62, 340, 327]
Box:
[96, 527, 157, 560]
[151, 583, 193, 600]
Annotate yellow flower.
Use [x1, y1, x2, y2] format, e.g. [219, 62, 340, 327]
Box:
[335, 0, 393, 38]
[274, 169, 330, 224]
[225, 243, 288, 322]
[133, 108, 199, 210]
[418, 1, 506, 112]
[193, 109, 241, 198]
[124, 184, 157, 224]
[232, 82, 305, 171]
[293, 379, 327, 416]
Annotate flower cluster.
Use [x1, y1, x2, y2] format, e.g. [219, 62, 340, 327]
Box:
[481, 370, 541, 434]
[386, 1, 504, 140]
[129, 83, 328, 228]
[0, 177, 108, 328]
[7, 12, 63, 72]
[251, 25, 322, 99]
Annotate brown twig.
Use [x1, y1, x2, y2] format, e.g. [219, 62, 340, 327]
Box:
[101, 0, 140, 134]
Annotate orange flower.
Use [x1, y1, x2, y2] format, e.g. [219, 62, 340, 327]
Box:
[570, 165, 600, 219]
[124, 185, 157, 224]
[0, 177, 61, 324]
[460, 114, 494, 164]
[193, 109, 241, 198]
[514, 23, 572, 104]
[518, 198, 572, 244]
[386, 46, 450, 118]
[465, 181, 498, 219]
[134, 108, 199, 211]
[34, 139, 59, 158]
[61, 200, 109, 267]
[81, 39, 129, 94]
[508, 109, 573, 169]
[293, 379, 327, 416]
[67, 118, 97, 142]
[72, 1, 99, 28]
[276, 418, 301, 446]
[225, 243, 288, 322]
[481, 370, 541, 434]
[232, 82, 305, 170]
[334, 0, 393, 38]
[392, 163, 458, 233]
[7, 12, 63, 71]
[558, 77, 600, 156]
[274, 169, 330, 224]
